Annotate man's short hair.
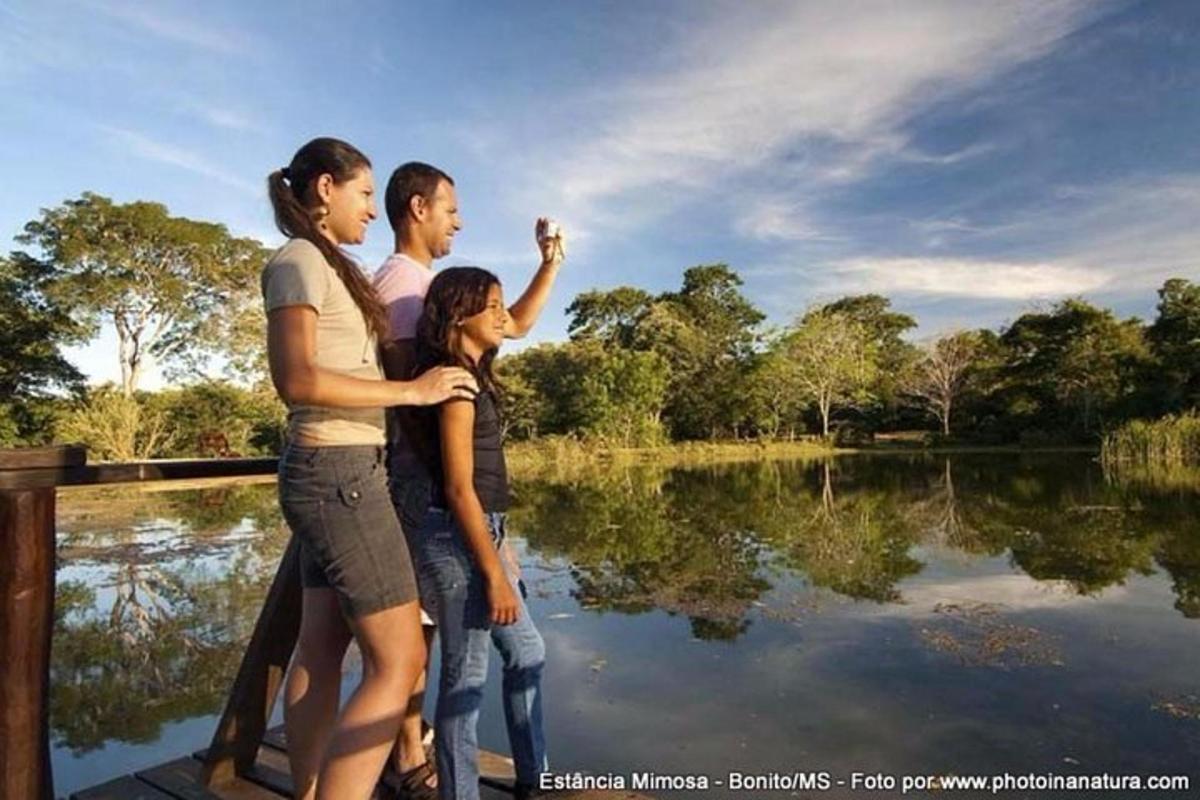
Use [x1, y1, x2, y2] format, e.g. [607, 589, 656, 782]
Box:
[385, 162, 455, 233]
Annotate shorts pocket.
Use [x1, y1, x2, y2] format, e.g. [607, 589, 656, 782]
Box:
[332, 456, 377, 509]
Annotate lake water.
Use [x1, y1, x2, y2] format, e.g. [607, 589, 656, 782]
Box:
[50, 453, 1199, 798]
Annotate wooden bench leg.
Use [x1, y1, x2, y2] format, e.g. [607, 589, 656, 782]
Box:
[201, 534, 303, 786]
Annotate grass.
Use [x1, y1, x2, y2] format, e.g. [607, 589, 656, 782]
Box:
[1101, 412, 1200, 490]
[1101, 412, 1200, 469]
[505, 436, 839, 479]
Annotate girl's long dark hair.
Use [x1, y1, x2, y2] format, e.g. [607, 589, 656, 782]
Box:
[414, 266, 503, 395]
[267, 137, 388, 343]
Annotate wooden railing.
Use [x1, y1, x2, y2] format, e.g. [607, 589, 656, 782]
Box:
[0, 445, 300, 800]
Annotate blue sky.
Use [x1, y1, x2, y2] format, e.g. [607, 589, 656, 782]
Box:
[2, 0, 1198, 389]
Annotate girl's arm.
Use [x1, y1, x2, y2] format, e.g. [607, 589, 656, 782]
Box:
[268, 306, 478, 406]
[439, 398, 519, 625]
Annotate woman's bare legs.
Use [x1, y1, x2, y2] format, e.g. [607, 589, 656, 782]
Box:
[285, 588, 352, 800]
[317, 599, 426, 800]
[394, 626, 438, 784]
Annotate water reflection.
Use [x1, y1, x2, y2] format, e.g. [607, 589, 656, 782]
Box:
[512, 454, 1200, 639]
[53, 482, 286, 754]
[50, 455, 1200, 792]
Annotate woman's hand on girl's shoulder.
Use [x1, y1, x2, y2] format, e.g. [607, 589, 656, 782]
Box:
[402, 367, 479, 406]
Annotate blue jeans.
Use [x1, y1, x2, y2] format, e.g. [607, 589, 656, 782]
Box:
[414, 508, 547, 800]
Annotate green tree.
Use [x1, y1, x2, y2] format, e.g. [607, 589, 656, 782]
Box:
[501, 341, 669, 446]
[816, 294, 918, 430]
[649, 265, 764, 439]
[565, 286, 653, 348]
[494, 362, 543, 440]
[999, 299, 1148, 439]
[57, 386, 175, 461]
[783, 310, 879, 437]
[744, 343, 808, 439]
[662, 265, 764, 362]
[566, 265, 765, 441]
[0, 254, 86, 444]
[1148, 278, 1200, 413]
[150, 380, 286, 457]
[18, 193, 267, 396]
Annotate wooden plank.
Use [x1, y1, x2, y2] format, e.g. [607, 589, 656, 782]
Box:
[261, 725, 287, 753]
[138, 757, 287, 800]
[0, 487, 56, 800]
[0, 444, 86, 471]
[70, 774, 177, 800]
[478, 749, 516, 790]
[199, 536, 302, 786]
[0, 457, 278, 491]
[195, 748, 294, 798]
[241, 746, 294, 797]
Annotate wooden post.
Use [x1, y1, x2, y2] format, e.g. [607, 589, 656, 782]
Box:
[0, 446, 82, 800]
[200, 534, 303, 786]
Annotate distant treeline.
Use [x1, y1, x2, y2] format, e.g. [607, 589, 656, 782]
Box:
[2, 193, 1197, 458]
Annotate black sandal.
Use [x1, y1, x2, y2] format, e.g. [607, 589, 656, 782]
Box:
[381, 760, 438, 800]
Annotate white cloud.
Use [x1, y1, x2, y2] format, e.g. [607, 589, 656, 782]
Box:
[98, 125, 259, 196]
[86, 0, 257, 56]
[750, 172, 1200, 314]
[181, 102, 265, 134]
[519, 1, 1098, 228]
[827, 257, 1110, 300]
[1040, 176, 1200, 290]
[876, 572, 1103, 618]
[900, 141, 999, 166]
[734, 198, 833, 242]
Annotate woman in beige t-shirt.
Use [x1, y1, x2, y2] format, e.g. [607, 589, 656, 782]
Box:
[263, 137, 477, 800]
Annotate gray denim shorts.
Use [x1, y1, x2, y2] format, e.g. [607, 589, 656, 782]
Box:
[278, 444, 419, 618]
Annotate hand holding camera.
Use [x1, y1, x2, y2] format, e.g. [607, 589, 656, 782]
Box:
[536, 216, 566, 267]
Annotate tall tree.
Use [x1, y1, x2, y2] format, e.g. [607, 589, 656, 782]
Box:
[1000, 299, 1148, 437]
[18, 193, 268, 396]
[0, 253, 85, 399]
[500, 341, 669, 446]
[1148, 278, 1200, 413]
[567, 265, 765, 440]
[817, 294, 918, 430]
[0, 253, 86, 444]
[654, 265, 764, 439]
[783, 310, 878, 437]
[904, 331, 982, 436]
[745, 344, 808, 438]
[565, 286, 653, 348]
[663, 264, 764, 362]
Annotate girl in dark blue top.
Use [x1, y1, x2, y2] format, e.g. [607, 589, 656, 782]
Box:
[410, 267, 549, 800]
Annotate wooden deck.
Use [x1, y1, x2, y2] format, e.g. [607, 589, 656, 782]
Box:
[68, 724, 652, 800]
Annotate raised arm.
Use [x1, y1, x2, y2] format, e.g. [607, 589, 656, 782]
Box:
[439, 398, 519, 625]
[268, 305, 478, 406]
[504, 217, 566, 339]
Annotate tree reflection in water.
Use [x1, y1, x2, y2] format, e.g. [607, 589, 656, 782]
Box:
[511, 453, 1200, 639]
[52, 482, 287, 753]
[51, 456, 1200, 751]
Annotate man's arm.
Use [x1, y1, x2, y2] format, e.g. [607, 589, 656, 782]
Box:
[504, 219, 566, 339]
[380, 338, 441, 470]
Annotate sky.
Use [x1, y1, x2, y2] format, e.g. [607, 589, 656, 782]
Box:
[2, 0, 1198, 390]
